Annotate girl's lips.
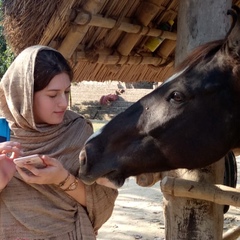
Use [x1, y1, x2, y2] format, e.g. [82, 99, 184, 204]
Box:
[54, 111, 65, 116]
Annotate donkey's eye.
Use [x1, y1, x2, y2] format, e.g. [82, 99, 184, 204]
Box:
[170, 91, 185, 103]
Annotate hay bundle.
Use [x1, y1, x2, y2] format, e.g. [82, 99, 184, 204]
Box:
[3, 0, 61, 54]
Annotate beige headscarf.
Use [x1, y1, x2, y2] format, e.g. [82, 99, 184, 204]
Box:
[0, 45, 118, 240]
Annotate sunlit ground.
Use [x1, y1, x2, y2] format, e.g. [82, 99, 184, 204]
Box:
[91, 120, 108, 132]
[97, 177, 165, 240]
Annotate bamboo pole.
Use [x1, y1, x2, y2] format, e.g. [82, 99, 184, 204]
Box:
[223, 226, 240, 240]
[162, 162, 225, 240]
[161, 176, 240, 207]
[117, 0, 163, 56]
[76, 51, 170, 66]
[74, 12, 177, 40]
[58, 0, 105, 59]
[157, 39, 176, 59]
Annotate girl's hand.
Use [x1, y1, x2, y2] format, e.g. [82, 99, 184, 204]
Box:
[17, 155, 87, 206]
[0, 141, 22, 190]
[16, 155, 68, 186]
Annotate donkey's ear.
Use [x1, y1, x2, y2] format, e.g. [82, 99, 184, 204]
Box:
[224, 5, 240, 58]
[226, 9, 238, 37]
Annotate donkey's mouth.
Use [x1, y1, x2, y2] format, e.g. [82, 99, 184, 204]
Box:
[95, 169, 126, 188]
[79, 169, 125, 188]
[96, 177, 120, 189]
[79, 175, 96, 186]
[80, 176, 124, 189]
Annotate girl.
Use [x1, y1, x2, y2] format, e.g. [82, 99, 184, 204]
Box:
[0, 45, 118, 239]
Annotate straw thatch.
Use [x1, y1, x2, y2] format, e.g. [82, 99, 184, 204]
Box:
[2, 0, 240, 83]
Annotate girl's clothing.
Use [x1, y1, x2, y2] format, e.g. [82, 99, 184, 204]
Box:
[0, 45, 118, 239]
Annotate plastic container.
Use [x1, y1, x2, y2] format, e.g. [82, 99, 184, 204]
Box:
[0, 117, 10, 142]
[145, 20, 174, 52]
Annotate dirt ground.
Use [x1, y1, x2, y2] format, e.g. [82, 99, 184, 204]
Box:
[97, 177, 165, 240]
[97, 164, 240, 240]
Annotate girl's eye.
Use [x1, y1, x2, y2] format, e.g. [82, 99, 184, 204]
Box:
[49, 95, 57, 98]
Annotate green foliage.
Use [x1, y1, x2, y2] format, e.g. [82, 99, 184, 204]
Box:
[0, 0, 14, 79]
[0, 40, 14, 78]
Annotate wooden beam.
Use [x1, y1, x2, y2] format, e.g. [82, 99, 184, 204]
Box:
[117, 0, 164, 56]
[223, 226, 240, 240]
[74, 12, 177, 40]
[161, 176, 240, 207]
[57, 0, 105, 59]
[76, 51, 172, 66]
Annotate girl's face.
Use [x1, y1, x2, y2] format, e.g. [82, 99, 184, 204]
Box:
[33, 73, 71, 124]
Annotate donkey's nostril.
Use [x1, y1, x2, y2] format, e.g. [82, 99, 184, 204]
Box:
[79, 150, 86, 167]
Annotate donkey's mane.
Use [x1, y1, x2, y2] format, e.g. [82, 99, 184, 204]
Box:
[175, 39, 225, 73]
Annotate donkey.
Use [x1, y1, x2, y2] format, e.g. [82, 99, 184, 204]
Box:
[79, 6, 240, 189]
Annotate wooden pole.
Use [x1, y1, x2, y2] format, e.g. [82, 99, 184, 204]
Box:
[74, 12, 177, 40]
[117, 0, 163, 56]
[175, 0, 232, 65]
[76, 51, 168, 66]
[223, 226, 240, 240]
[162, 0, 232, 239]
[161, 177, 240, 207]
[161, 177, 240, 240]
[57, 0, 105, 59]
[162, 164, 225, 240]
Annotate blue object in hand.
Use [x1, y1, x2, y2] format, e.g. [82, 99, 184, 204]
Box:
[0, 118, 10, 142]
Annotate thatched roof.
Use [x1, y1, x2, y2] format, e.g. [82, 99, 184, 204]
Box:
[2, 0, 240, 83]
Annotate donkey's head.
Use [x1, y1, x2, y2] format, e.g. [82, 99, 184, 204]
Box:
[79, 6, 240, 188]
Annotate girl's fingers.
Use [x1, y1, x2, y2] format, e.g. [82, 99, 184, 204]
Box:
[41, 155, 58, 166]
[0, 142, 22, 159]
[0, 154, 7, 161]
[16, 165, 42, 183]
[1, 146, 13, 153]
[0, 141, 20, 149]
[16, 166, 34, 182]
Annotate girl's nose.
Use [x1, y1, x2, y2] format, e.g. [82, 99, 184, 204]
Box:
[58, 95, 69, 108]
